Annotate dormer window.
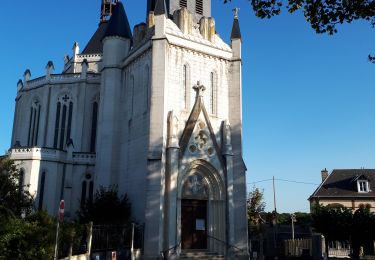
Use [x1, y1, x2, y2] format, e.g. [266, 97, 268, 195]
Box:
[358, 180, 369, 193]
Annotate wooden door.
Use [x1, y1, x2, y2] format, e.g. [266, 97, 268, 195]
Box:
[181, 199, 207, 249]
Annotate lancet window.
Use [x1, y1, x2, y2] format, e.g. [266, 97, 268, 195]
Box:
[38, 171, 46, 210]
[182, 64, 190, 109]
[205, 71, 217, 115]
[81, 173, 94, 207]
[90, 101, 99, 152]
[27, 100, 41, 146]
[53, 94, 73, 150]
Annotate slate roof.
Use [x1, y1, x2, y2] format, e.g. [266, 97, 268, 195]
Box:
[82, 22, 108, 54]
[230, 18, 242, 40]
[310, 169, 375, 199]
[103, 2, 132, 39]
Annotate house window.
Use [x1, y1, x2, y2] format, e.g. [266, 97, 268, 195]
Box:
[196, 0, 203, 15]
[358, 180, 369, 193]
[180, 0, 187, 8]
[27, 101, 41, 146]
[53, 95, 73, 150]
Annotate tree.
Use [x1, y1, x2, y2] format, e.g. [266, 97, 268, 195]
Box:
[0, 210, 55, 260]
[0, 156, 34, 218]
[225, 0, 375, 61]
[247, 186, 266, 227]
[311, 204, 352, 255]
[351, 206, 375, 259]
[78, 186, 132, 225]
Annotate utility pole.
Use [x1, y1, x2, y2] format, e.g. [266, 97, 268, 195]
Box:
[291, 213, 296, 241]
[272, 176, 278, 253]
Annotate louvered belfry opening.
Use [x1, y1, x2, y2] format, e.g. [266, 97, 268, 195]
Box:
[180, 0, 187, 8]
[195, 0, 203, 15]
[100, 0, 119, 22]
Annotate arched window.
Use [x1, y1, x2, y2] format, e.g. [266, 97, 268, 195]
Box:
[209, 71, 217, 115]
[53, 95, 73, 149]
[182, 65, 189, 109]
[81, 181, 87, 207]
[81, 173, 94, 207]
[90, 101, 99, 152]
[180, 0, 187, 8]
[196, 0, 203, 15]
[38, 171, 46, 210]
[130, 75, 135, 118]
[27, 100, 41, 146]
[19, 169, 25, 192]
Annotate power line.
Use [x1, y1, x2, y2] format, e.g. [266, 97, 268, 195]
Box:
[247, 178, 319, 186]
[247, 178, 273, 185]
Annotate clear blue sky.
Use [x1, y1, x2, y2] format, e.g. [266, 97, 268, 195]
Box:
[0, 0, 374, 213]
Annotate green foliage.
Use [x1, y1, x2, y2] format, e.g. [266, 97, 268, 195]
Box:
[58, 221, 88, 258]
[311, 204, 375, 259]
[312, 204, 352, 242]
[247, 186, 266, 226]
[78, 186, 132, 225]
[225, 0, 375, 61]
[0, 156, 34, 218]
[260, 211, 311, 226]
[0, 210, 55, 260]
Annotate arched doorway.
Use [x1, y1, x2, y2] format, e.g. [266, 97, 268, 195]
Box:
[177, 160, 226, 254]
[181, 174, 209, 249]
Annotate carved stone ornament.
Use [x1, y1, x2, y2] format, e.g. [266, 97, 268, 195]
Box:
[182, 174, 208, 200]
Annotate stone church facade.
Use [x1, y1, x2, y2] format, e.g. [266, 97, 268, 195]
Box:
[9, 0, 248, 258]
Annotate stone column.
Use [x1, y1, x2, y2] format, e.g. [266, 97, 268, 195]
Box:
[165, 111, 180, 259]
[222, 120, 235, 259]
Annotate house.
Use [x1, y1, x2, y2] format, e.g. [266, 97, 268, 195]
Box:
[309, 168, 375, 212]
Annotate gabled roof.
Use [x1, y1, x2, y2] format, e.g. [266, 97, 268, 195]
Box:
[179, 84, 225, 168]
[310, 169, 375, 199]
[82, 22, 109, 54]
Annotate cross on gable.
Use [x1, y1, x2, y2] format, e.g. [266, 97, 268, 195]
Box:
[62, 95, 70, 102]
[193, 81, 206, 98]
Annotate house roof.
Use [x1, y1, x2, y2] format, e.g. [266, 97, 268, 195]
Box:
[310, 169, 375, 199]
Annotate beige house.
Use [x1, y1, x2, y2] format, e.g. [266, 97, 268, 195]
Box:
[309, 168, 375, 213]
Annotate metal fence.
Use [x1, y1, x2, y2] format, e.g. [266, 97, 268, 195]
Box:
[91, 224, 144, 254]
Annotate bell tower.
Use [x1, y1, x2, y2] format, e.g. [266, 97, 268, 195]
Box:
[147, 0, 211, 22]
[100, 0, 119, 22]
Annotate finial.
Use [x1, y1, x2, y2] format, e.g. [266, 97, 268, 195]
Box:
[233, 7, 240, 19]
[193, 81, 206, 98]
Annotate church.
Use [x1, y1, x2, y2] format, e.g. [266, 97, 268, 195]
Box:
[9, 0, 249, 258]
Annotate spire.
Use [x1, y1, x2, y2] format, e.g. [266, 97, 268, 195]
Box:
[100, 0, 119, 23]
[230, 7, 242, 40]
[103, 1, 132, 39]
[154, 0, 167, 16]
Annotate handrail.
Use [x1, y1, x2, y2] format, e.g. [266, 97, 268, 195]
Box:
[160, 240, 181, 259]
[207, 234, 247, 253]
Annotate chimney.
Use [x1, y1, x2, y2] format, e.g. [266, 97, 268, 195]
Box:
[321, 168, 329, 182]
